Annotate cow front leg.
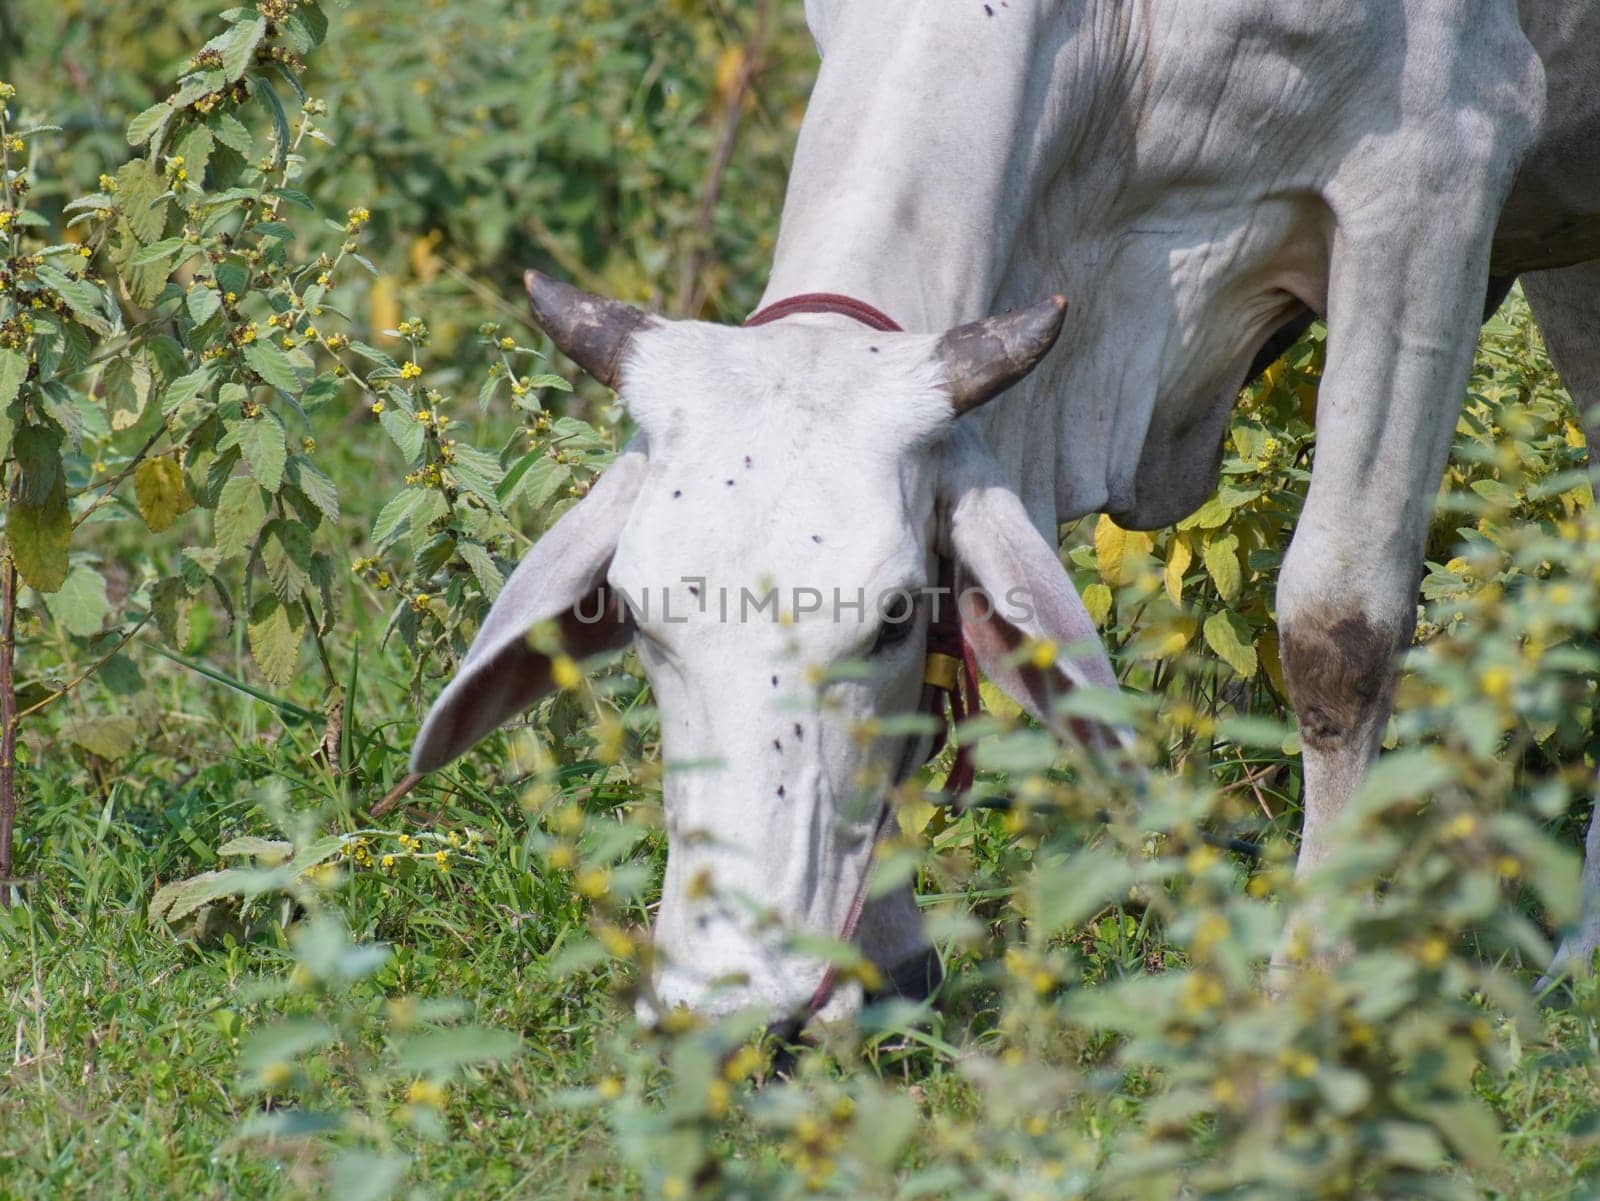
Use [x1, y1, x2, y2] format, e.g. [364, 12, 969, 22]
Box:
[1275, 182, 1523, 961]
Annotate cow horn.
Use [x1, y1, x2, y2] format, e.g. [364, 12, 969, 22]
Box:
[936, 295, 1068, 413]
[523, 269, 655, 391]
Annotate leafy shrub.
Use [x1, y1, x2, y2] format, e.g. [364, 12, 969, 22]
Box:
[1, 4, 1597, 1201]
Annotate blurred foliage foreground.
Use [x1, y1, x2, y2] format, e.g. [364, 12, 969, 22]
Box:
[1, 4, 1599, 1200]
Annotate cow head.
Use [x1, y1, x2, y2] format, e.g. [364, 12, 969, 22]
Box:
[411, 272, 1119, 1023]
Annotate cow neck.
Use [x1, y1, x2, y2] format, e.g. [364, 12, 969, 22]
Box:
[744, 292, 979, 1020]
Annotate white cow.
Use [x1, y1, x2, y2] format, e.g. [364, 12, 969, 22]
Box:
[414, 1, 1600, 1018]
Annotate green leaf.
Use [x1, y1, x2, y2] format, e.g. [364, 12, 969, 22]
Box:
[262, 518, 313, 601]
[1203, 532, 1242, 601]
[115, 159, 169, 245]
[134, 456, 196, 532]
[457, 542, 504, 597]
[329, 1153, 407, 1201]
[501, 455, 568, 511]
[0, 349, 26, 411]
[14, 424, 62, 506]
[209, 112, 255, 155]
[125, 101, 171, 148]
[34, 265, 114, 336]
[102, 352, 153, 431]
[1202, 609, 1257, 678]
[243, 340, 303, 395]
[217, 836, 294, 860]
[247, 594, 304, 685]
[149, 868, 252, 925]
[187, 285, 222, 327]
[161, 365, 215, 440]
[46, 564, 110, 637]
[379, 404, 425, 461]
[371, 489, 421, 551]
[240, 1018, 337, 1074]
[11, 474, 71, 592]
[237, 416, 287, 492]
[394, 1027, 521, 1075]
[285, 456, 339, 524]
[218, 15, 268, 82]
[64, 715, 139, 760]
[151, 577, 193, 648]
[214, 476, 268, 558]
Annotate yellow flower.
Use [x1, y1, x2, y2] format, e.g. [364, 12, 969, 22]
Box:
[1443, 813, 1477, 839]
[1278, 1049, 1317, 1079]
[498, 336, 515, 350]
[1418, 936, 1450, 969]
[575, 867, 611, 899]
[597, 1076, 623, 1101]
[433, 850, 449, 870]
[0, 212, 12, 229]
[1480, 665, 1512, 701]
[400, 362, 422, 380]
[707, 1079, 731, 1117]
[547, 844, 575, 870]
[406, 1078, 447, 1108]
[258, 1061, 295, 1090]
[723, 1045, 764, 1082]
[551, 655, 581, 690]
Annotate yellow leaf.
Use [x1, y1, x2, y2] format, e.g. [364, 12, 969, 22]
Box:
[1081, 582, 1113, 628]
[896, 795, 939, 840]
[1094, 514, 1153, 587]
[1203, 611, 1258, 678]
[370, 274, 400, 341]
[1131, 616, 1196, 660]
[1259, 629, 1286, 696]
[1164, 536, 1192, 605]
[715, 45, 746, 107]
[409, 230, 443, 283]
[133, 456, 195, 533]
[1203, 533, 1243, 602]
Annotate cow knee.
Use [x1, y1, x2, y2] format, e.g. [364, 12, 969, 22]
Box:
[1279, 607, 1406, 754]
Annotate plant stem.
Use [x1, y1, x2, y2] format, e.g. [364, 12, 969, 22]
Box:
[1, 553, 18, 907]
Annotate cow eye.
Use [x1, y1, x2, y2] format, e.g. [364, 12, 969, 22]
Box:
[869, 595, 919, 656]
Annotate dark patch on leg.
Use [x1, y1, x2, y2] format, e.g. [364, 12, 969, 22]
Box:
[776, 784, 786, 798]
[773, 738, 782, 752]
[1280, 610, 1404, 752]
[793, 723, 802, 740]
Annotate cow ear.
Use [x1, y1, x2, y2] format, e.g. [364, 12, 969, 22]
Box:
[936, 430, 1123, 745]
[410, 440, 647, 774]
